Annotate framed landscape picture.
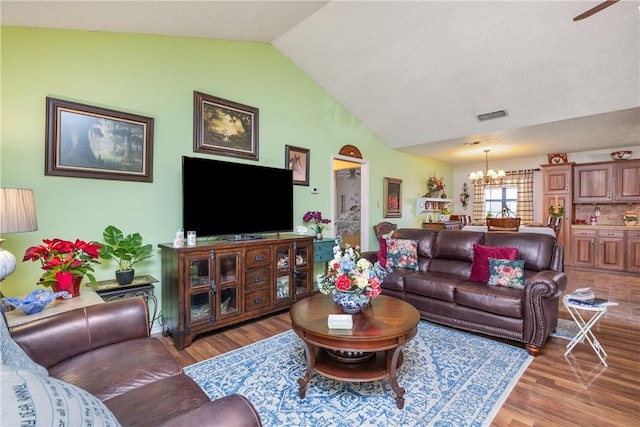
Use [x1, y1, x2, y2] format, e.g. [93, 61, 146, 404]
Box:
[383, 177, 402, 218]
[45, 97, 154, 182]
[193, 91, 259, 160]
[285, 145, 310, 186]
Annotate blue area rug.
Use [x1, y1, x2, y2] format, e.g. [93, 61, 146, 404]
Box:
[185, 321, 533, 427]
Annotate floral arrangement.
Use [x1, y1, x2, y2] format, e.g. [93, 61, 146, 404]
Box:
[319, 244, 387, 299]
[428, 175, 445, 192]
[302, 211, 331, 234]
[548, 205, 564, 217]
[23, 238, 101, 289]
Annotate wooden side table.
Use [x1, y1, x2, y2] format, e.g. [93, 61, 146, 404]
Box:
[4, 286, 104, 328]
[93, 275, 159, 328]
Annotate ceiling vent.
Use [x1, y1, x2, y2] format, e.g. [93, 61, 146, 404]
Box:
[476, 110, 508, 121]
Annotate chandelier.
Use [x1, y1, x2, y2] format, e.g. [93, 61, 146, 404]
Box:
[469, 149, 505, 185]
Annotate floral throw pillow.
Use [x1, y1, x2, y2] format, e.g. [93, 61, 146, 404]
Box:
[487, 258, 525, 289]
[469, 244, 518, 283]
[385, 238, 419, 270]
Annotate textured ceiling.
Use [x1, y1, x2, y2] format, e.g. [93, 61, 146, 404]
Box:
[3, 0, 639, 164]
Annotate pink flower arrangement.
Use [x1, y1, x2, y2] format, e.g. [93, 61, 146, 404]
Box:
[302, 211, 331, 234]
[319, 244, 387, 299]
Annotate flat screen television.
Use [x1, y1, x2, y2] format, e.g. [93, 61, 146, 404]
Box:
[182, 156, 294, 240]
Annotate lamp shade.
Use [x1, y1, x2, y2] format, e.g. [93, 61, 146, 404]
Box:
[1, 188, 38, 234]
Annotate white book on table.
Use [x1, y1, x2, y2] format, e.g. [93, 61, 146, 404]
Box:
[328, 314, 353, 329]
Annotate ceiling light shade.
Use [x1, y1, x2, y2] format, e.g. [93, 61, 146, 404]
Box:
[0, 188, 39, 281]
[469, 150, 505, 185]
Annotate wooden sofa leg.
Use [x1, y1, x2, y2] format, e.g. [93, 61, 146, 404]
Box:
[525, 344, 541, 357]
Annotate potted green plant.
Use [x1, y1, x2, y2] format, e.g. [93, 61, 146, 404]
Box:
[96, 225, 153, 285]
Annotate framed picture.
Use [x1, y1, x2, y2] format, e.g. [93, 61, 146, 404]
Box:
[285, 145, 310, 186]
[383, 177, 402, 218]
[547, 153, 568, 164]
[193, 91, 259, 160]
[45, 97, 154, 182]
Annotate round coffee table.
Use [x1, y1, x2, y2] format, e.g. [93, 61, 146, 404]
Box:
[290, 294, 420, 409]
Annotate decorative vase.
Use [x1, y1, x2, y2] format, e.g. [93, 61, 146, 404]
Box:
[51, 275, 83, 299]
[623, 210, 638, 227]
[333, 291, 371, 314]
[429, 190, 444, 199]
[316, 232, 323, 240]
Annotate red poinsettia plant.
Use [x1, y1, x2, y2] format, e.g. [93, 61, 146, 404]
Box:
[23, 238, 102, 289]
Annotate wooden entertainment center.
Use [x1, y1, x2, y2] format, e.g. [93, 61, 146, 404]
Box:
[159, 234, 314, 349]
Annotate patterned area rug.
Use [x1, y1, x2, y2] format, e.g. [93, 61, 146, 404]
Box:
[550, 318, 582, 341]
[185, 321, 533, 427]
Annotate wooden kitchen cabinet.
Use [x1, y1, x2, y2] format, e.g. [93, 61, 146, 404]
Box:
[542, 163, 573, 194]
[573, 163, 613, 203]
[571, 228, 596, 268]
[627, 229, 640, 273]
[596, 230, 625, 271]
[541, 164, 573, 255]
[573, 160, 640, 203]
[614, 159, 640, 202]
[570, 228, 626, 271]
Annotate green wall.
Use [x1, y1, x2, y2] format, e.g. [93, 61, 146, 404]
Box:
[1, 26, 451, 300]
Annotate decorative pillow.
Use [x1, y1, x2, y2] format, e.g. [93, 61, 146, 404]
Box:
[1, 364, 122, 427]
[0, 313, 48, 376]
[487, 258, 526, 289]
[385, 238, 419, 270]
[377, 237, 388, 268]
[469, 244, 518, 283]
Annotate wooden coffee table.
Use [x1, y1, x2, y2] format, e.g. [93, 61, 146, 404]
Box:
[290, 294, 420, 409]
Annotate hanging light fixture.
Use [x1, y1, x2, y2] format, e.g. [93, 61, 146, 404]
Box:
[469, 149, 505, 185]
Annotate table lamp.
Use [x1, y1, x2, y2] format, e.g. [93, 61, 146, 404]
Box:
[0, 188, 39, 282]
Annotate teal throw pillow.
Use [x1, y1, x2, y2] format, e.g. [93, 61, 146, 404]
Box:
[386, 238, 419, 270]
[487, 258, 525, 289]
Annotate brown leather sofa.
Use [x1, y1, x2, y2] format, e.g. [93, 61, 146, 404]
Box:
[8, 297, 262, 426]
[367, 229, 567, 356]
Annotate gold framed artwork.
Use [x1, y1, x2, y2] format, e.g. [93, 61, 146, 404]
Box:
[45, 97, 154, 182]
[193, 91, 259, 160]
[383, 177, 402, 218]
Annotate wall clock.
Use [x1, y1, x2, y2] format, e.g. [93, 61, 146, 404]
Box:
[547, 153, 568, 164]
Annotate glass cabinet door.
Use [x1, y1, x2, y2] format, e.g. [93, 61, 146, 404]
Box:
[190, 291, 211, 323]
[294, 242, 312, 297]
[275, 246, 292, 302]
[216, 251, 239, 318]
[189, 257, 210, 288]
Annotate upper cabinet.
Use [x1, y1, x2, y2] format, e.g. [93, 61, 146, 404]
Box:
[542, 163, 573, 194]
[574, 159, 640, 203]
[573, 163, 613, 202]
[614, 159, 640, 202]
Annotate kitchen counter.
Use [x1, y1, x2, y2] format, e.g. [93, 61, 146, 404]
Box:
[571, 224, 639, 230]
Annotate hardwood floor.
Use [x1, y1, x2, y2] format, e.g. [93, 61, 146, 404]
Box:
[157, 267, 640, 426]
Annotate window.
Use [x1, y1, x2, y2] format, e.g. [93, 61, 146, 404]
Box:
[472, 170, 535, 222]
[484, 186, 518, 217]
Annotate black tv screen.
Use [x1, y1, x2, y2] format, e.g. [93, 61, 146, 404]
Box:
[182, 156, 294, 239]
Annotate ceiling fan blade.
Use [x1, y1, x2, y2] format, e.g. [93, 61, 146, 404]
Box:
[573, 0, 620, 21]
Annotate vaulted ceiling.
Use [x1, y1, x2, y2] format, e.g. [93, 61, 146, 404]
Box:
[3, 1, 639, 164]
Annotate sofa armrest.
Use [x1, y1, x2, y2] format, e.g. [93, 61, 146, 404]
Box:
[10, 298, 150, 369]
[159, 394, 262, 427]
[522, 270, 567, 348]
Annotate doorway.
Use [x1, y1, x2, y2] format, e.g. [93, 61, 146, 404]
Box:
[331, 155, 369, 250]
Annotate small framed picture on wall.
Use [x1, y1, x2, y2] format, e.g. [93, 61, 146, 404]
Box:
[383, 177, 402, 218]
[285, 145, 310, 186]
